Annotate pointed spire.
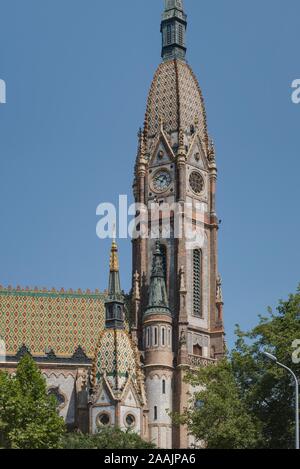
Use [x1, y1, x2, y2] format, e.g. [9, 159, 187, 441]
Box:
[145, 241, 170, 316]
[108, 238, 121, 297]
[105, 239, 125, 330]
[161, 0, 187, 62]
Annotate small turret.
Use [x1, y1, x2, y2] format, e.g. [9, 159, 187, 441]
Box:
[90, 241, 148, 440]
[143, 241, 174, 449]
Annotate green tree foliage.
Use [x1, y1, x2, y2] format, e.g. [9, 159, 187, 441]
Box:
[61, 427, 156, 449]
[0, 354, 65, 449]
[180, 359, 261, 449]
[180, 287, 300, 449]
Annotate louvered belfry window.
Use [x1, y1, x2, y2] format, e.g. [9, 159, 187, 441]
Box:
[193, 249, 202, 317]
[167, 24, 172, 45]
[178, 24, 184, 45]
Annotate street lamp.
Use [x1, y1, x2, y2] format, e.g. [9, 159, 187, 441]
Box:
[262, 351, 299, 450]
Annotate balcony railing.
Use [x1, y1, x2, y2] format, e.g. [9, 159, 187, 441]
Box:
[188, 354, 217, 368]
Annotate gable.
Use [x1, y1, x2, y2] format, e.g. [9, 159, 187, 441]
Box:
[94, 384, 113, 406]
[187, 138, 208, 171]
[123, 386, 138, 407]
[149, 134, 174, 168]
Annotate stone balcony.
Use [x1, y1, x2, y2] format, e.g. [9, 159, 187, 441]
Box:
[188, 354, 217, 368]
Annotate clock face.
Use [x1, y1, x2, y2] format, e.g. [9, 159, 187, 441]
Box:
[152, 170, 172, 192]
[189, 171, 204, 195]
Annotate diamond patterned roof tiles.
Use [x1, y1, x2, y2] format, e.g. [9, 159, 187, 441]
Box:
[145, 59, 209, 149]
[0, 287, 106, 359]
[93, 329, 139, 391]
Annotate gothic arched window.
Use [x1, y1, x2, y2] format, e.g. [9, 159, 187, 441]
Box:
[167, 328, 172, 347]
[153, 326, 158, 347]
[47, 387, 66, 409]
[161, 327, 166, 347]
[107, 305, 113, 319]
[193, 344, 203, 357]
[116, 305, 123, 320]
[146, 327, 151, 348]
[193, 249, 203, 317]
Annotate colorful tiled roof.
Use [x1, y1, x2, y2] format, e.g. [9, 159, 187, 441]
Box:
[0, 286, 106, 359]
[145, 59, 208, 149]
[93, 329, 139, 391]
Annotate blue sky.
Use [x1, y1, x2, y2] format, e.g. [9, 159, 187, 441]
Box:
[0, 0, 299, 348]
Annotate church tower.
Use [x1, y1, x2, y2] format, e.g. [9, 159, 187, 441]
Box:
[132, 0, 225, 448]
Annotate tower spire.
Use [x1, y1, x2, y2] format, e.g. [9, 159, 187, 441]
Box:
[105, 239, 125, 329]
[161, 0, 187, 62]
[108, 238, 121, 297]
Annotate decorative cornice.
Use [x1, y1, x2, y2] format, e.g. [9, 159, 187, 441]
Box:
[0, 285, 105, 299]
[5, 345, 91, 365]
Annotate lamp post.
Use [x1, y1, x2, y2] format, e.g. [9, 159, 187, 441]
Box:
[262, 351, 299, 450]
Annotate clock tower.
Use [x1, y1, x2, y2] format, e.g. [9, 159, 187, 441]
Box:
[132, 0, 225, 448]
